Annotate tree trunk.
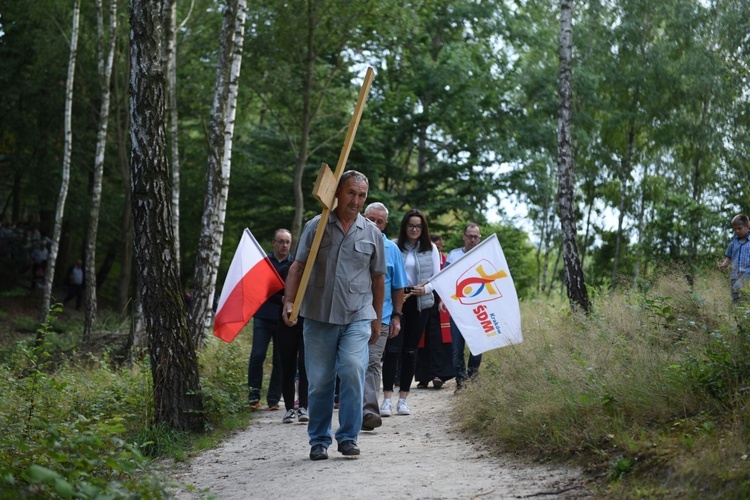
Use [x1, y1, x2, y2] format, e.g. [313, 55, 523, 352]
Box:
[113, 45, 135, 318]
[84, 0, 118, 340]
[130, 0, 204, 431]
[556, 0, 589, 313]
[42, 0, 80, 321]
[290, 1, 317, 246]
[547, 243, 563, 298]
[164, 0, 181, 271]
[611, 119, 635, 291]
[687, 98, 709, 269]
[633, 162, 650, 287]
[580, 189, 594, 272]
[188, 0, 247, 346]
[540, 205, 554, 294]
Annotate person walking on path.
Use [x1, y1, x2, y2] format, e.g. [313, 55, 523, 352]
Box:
[440, 223, 483, 392]
[276, 264, 309, 425]
[247, 229, 293, 411]
[361, 202, 407, 431]
[282, 170, 385, 461]
[718, 213, 750, 304]
[415, 233, 455, 389]
[381, 209, 440, 417]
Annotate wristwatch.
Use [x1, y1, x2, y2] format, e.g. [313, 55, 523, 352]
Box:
[391, 311, 403, 319]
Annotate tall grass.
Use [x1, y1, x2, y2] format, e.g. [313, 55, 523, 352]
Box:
[455, 267, 750, 497]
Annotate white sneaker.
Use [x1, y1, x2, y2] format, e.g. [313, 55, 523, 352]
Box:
[397, 399, 411, 415]
[282, 409, 296, 423]
[380, 399, 392, 417]
[297, 407, 309, 422]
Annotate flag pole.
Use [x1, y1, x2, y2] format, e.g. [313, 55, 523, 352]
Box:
[402, 280, 431, 302]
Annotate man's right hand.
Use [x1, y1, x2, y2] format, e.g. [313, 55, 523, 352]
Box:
[282, 299, 297, 326]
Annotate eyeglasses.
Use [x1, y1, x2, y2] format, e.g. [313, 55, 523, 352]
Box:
[464, 234, 481, 240]
[407, 224, 422, 231]
[274, 239, 291, 245]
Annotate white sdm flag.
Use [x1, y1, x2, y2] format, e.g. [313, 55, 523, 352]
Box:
[430, 233, 522, 355]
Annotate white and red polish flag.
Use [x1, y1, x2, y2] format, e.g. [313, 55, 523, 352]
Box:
[429, 233, 522, 355]
[213, 228, 284, 343]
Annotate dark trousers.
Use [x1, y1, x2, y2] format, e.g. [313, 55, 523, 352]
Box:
[451, 317, 482, 387]
[382, 296, 430, 393]
[277, 319, 308, 411]
[63, 283, 83, 310]
[415, 296, 456, 383]
[247, 318, 282, 405]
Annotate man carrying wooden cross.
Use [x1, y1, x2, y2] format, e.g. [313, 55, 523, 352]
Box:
[282, 170, 385, 461]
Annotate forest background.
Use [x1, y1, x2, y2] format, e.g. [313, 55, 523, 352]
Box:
[1, 0, 750, 497]
[3, 0, 748, 306]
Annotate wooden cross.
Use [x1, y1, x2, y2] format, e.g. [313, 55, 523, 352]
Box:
[288, 67, 375, 323]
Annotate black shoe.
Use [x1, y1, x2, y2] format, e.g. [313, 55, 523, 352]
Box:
[432, 377, 444, 389]
[337, 440, 360, 456]
[310, 444, 328, 461]
[361, 412, 382, 431]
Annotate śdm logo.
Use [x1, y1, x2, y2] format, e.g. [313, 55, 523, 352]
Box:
[451, 259, 508, 305]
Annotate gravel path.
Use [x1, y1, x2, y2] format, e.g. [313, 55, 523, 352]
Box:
[171, 379, 591, 499]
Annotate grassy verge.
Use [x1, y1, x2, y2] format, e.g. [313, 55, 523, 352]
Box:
[454, 267, 750, 497]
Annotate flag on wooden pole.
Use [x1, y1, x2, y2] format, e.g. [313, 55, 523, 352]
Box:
[213, 228, 284, 343]
[429, 233, 522, 355]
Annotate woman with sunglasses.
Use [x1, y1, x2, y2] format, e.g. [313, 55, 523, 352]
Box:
[380, 209, 441, 416]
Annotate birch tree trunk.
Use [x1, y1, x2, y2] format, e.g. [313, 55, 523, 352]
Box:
[130, 0, 204, 431]
[164, 0, 181, 270]
[540, 207, 555, 294]
[556, 0, 590, 313]
[41, 0, 80, 320]
[84, 0, 118, 340]
[188, 0, 247, 345]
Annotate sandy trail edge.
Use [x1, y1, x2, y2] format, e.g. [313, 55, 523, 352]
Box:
[168, 379, 592, 499]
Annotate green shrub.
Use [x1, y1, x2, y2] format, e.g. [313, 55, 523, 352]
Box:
[0, 305, 167, 497]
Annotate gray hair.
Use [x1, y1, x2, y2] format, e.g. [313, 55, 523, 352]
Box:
[364, 202, 389, 219]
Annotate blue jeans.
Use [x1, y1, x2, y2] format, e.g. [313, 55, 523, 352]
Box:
[304, 318, 370, 448]
[451, 317, 481, 387]
[247, 318, 282, 405]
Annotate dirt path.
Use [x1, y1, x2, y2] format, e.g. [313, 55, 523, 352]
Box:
[171, 379, 591, 499]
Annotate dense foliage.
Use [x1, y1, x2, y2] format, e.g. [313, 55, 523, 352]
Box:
[2, 0, 747, 303]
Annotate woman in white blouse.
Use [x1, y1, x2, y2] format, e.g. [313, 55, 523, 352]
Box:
[380, 209, 441, 417]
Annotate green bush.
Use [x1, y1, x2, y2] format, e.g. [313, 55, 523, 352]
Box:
[0, 305, 168, 497]
[0, 305, 257, 496]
